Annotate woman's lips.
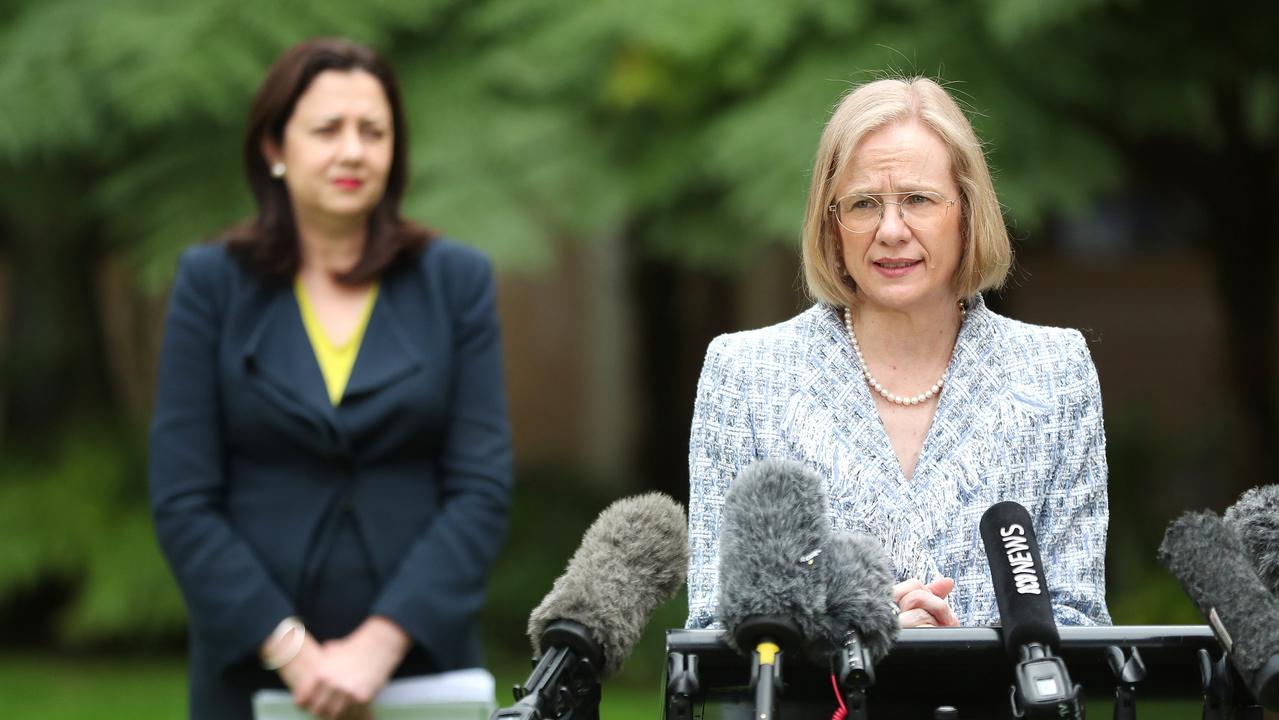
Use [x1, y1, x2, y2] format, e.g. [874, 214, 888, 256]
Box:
[872, 258, 921, 278]
[333, 178, 364, 190]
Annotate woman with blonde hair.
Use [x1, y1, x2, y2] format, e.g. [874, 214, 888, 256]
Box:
[686, 77, 1109, 630]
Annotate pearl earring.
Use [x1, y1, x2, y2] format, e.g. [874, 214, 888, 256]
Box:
[270, 162, 286, 178]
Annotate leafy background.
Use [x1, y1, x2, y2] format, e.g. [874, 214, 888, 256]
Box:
[1, 0, 1277, 715]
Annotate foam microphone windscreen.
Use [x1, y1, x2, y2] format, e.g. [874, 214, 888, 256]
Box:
[812, 531, 899, 662]
[980, 501, 1060, 656]
[1158, 510, 1279, 708]
[527, 492, 688, 678]
[1224, 484, 1279, 597]
[717, 459, 831, 653]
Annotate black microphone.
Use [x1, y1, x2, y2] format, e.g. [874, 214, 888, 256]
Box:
[1224, 484, 1279, 597]
[493, 492, 688, 720]
[1158, 510, 1279, 710]
[980, 501, 1083, 719]
[718, 460, 832, 720]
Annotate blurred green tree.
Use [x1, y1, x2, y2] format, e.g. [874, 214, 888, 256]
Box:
[0, 0, 1274, 642]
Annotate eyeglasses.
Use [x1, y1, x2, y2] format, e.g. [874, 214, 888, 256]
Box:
[828, 190, 956, 234]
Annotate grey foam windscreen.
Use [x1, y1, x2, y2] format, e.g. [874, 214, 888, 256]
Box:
[1224, 484, 1279, 597]
[813, 531, 899, 662]
[1159, 510, 1279, 707]
[527, 492, 688, 678]
[717, 459, 832, 653]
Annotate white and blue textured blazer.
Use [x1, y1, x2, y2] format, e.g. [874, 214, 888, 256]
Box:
[686, 294, 1111, 629]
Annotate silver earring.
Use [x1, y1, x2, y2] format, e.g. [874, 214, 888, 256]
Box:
[270, 162, 286, 178]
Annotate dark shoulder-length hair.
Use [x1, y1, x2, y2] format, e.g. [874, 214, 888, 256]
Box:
[226, 37, 431, 284]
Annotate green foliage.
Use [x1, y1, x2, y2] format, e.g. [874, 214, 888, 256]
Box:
[0, 424, 186, 644]
[2, 0, 1277, 651]
[5, 0, 1276, 279]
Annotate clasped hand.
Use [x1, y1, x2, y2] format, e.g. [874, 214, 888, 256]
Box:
[893, 577, 960, 628]
[276, 617, 410, 720]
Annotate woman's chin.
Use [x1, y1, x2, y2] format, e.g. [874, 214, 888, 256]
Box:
[858, 285, 950, 314]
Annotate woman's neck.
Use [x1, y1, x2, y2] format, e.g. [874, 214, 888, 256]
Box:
[295, 213, 366, 278]
[848, 299, 963, 368]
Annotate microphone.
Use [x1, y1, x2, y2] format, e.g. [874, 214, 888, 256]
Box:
[980, 501, 1083, 719]
[493, 492, 688, 720]
[815, 531, 898, 660]
[1158, 510, 1279, 710]
[816, 531, 899, 717]
[718, 460, 832, 720]
[1224, 484, 1279, 596]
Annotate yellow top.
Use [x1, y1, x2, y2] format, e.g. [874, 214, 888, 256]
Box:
[295, 279, 380, 406]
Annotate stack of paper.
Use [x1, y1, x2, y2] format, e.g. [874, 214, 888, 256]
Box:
[252, 668, 495, 720]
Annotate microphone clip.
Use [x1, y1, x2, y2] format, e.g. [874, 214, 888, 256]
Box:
[1008, 643, 1084, 719]
[665, 651, 700, 720]
[1197, 648, 1232, 720]
[831, 631, 875, 720]
[496, 620, 603, 720]
[1105, 645, 1146, 720]
[833, 629, 876, 690]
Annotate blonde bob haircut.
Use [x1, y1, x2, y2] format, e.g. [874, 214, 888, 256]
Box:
[801, 77, 1011, 308]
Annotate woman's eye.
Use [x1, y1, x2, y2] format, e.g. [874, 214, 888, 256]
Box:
[905, 193, 935, 205]
[850, 198, 877, 211]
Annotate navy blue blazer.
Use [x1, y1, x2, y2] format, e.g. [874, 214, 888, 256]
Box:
[148, 238, 512, 718]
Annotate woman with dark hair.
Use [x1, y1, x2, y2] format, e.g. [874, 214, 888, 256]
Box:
[149, 37, 511, 719]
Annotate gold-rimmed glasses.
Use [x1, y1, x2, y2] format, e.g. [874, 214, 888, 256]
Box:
[828, 190, 956, 234]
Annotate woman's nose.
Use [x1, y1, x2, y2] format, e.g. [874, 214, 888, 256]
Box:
[337, 128, 364, 161]
[875, 201, 911, 243]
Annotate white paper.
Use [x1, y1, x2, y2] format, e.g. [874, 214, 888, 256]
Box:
[252, 668, 496, 719]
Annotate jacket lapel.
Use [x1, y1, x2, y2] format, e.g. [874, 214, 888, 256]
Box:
[240, 286, 345, 454]
[918, 294, 1004, 473]
[342, 275, 425, 401]
[788, 304, 892, 478]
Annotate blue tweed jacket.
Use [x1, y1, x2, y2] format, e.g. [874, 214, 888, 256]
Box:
[686, 295, 1111, 629]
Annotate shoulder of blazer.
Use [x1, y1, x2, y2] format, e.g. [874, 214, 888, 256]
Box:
[701, 304, 836, 377]
[178, 240, 242, 275]
[980, 309, 1091, 372]
[171, 241, 250, 316]
[418, 236, 492, 276]
[413, 236, 496, 305]
[977, 308, 1096, 405]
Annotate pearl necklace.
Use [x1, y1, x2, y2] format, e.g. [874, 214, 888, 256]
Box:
[843, 304, 965, 406]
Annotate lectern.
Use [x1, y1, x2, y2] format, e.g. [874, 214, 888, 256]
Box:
[664, 626, 1263, 719]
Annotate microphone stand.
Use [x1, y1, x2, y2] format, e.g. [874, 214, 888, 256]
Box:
[734, 615, 802, 720]
[492, 620, 603, 720]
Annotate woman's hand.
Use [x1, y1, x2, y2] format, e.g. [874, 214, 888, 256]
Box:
[273, 616, 409, 719]
[276, 635, 369, 720]
[893, 577, 960, 628]
[317, 616, 412, 712]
